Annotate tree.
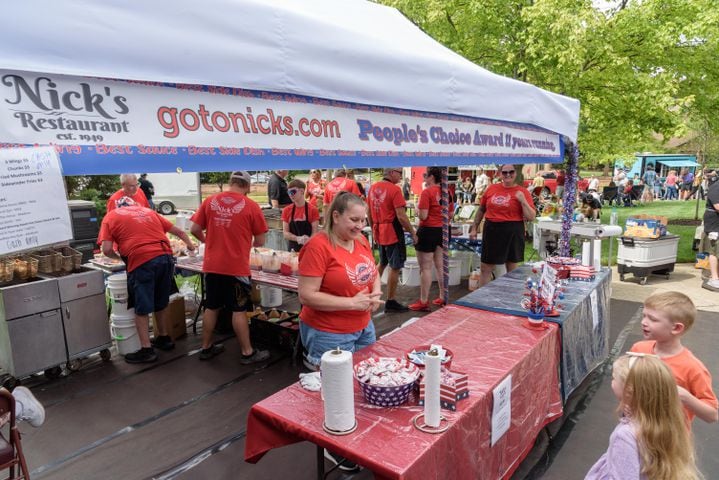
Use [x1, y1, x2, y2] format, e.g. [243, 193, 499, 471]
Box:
[381, 0, 719, 167]
[200, 172, 230, 191]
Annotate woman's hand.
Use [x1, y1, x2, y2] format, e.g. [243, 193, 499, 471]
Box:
[352, 289, 384, 311]
[515, 190, 528, 204]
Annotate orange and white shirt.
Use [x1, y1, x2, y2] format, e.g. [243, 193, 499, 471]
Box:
[98, 206, 173, 272]
[299, 233, 377, 333]
[191, 192, 268, 276]
[323, 177, 361, 206]
[366, 180, 406, 245]
[106, 188, 150, 212]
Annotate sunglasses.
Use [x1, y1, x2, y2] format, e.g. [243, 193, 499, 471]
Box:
[500, 170, 516, 176]
[288, 188, 302, 195]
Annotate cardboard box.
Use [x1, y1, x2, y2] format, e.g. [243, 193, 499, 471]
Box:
[151, 294, 187, 341]
[418, 369, 469, 411]
[624, 214, 667, 239]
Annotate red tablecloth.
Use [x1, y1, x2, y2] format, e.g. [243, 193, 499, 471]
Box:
[245, 305, 562, 479]
[175, 258, 298, 291]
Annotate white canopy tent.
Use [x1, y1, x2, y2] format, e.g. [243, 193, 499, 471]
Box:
[0, 0, 579, 175]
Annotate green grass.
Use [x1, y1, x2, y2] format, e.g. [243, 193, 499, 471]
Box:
[527, 200, 701, 264]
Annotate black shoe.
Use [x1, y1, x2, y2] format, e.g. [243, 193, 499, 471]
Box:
[125, 347, 158, 364]
[199, 343, 225, 360]
[324, 449, 361, 473]
[384, 299, 409, 313]
[151, 335, 175, 351]
[239, 349, 270, 365]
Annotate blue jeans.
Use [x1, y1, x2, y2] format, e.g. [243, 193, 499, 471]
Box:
[299, 320, 376, 367]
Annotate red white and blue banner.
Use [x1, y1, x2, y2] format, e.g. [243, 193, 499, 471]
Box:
[1, 70, 563, 175]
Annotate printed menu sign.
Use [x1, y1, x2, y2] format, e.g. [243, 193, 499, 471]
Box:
[0, 147, 72, 255]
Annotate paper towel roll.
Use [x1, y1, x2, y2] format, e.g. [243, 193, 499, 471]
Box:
[581, 241, 591, 266]
[424, 349, 442, 428]
[320, 349, 356, 433]
[595, 225, 623, 238]
[593, 239, 602, 269]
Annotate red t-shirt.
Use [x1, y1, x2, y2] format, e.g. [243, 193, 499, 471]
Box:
[306, 179, 325, 208]
[631, 340, 718, 425]
[367, 180, 406, 245]
[298, 233, 377, 334]
[323, 177, 361, 206]
[481, 183, 533, 222]
[556, 173, 566, 186]
[418, 185, 446, 227]
[191, 192, 268, 276]
[281, 202, 320, 224]
[98, 206, 173, 272]
[106, 188, 150, 212]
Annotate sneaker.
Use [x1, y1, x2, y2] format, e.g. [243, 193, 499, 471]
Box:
[13, 386, 45, 428]
[125, 347, 158, 364]
[240, 349, 270, 365]
[408, 300, 430, 312]
[199, 343, 225, 361]
[151, 335, 175, 351]
[324, 448, 361, 473]
[384, 299, 409, 313]
[432, 297, 446, 306]
[702, 279, 719, 291]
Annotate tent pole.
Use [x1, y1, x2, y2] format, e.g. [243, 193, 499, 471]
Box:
[441, 166, 449, 305]
[559, 139, 578, 257]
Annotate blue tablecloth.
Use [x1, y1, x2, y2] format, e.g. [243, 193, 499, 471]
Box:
[453, 264, 610, 402]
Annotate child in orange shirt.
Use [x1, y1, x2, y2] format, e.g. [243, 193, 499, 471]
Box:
[630, 291, 718, 425]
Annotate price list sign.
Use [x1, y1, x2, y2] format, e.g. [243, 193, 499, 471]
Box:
[0, 147, 72, 255]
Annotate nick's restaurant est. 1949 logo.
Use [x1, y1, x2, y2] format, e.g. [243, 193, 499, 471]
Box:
[2, 73, 131, 142]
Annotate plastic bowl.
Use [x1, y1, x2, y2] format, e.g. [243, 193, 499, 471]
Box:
[353, 360, 420, 407]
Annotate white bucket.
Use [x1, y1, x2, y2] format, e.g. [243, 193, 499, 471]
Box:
[401, 258, 421, 287]
[110, 312, 140, 355]
[448, 260, 461, 286]
[461, 224, 471, 236]
[107, 273, 132, 315]
[449, 251, 474, 277]
[260, 286, 282, 308]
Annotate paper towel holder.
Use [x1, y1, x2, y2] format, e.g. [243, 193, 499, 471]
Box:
[323, 420, 358, 435]
[412, 413, 449, 434]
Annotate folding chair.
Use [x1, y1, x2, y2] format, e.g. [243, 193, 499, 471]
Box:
[601, 186, 618, 206]
[0, 389, 30, 480]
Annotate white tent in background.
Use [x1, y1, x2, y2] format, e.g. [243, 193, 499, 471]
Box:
[0, 0, 579, 175]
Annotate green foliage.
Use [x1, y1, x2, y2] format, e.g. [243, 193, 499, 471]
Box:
[381, 0, 719, 168]
[65, 175, 120, 221]
[200, 172, 230, 191]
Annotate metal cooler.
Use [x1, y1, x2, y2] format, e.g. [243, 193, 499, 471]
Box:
[617, 234, 680, 285]
[0, 277, 66, 382]
[55, 268, 112, 367]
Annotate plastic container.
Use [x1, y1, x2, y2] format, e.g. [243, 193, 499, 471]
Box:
[260, 285, 283, 307]
[261, 252, 280, 273]
[449, 250, 474, 277]
[468, 270, 481, 291]
[107, 273, 133, 315]
[111, 312, 140, 355]
[249, 249, 263, 271]
[401, 258, 461, 286]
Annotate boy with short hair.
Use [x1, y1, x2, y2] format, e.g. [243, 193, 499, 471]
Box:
[630, 291, 718, 424]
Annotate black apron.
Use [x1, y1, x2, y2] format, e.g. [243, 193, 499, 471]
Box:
[288, 203, 313, 252]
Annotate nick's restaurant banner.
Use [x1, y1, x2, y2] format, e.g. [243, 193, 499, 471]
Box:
[0, 70, 563, 174]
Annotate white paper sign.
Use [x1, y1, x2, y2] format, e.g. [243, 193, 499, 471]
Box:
[590, 289, 599, 329]
[0, 147, 72, 255]
[491, 374, 512, 446]
[540, 264, 558, 304]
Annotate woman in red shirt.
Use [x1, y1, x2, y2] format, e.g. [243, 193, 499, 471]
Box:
[282, 179, 320, 251]
[469, 164, 536, 287]
[409, 167, 448, 311]
[305, 169, 326, 211]
[297, 192, 383, 369]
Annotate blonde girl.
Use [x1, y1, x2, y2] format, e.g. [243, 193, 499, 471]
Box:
[586, 353, 702, 479]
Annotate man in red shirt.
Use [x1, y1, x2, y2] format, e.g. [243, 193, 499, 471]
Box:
[323, 168, 362, 206]
[190, 171, 270, 364]
[367, 167, 416, 312]
[99, 197, 196, 363]
[106, 174, 150, 212]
